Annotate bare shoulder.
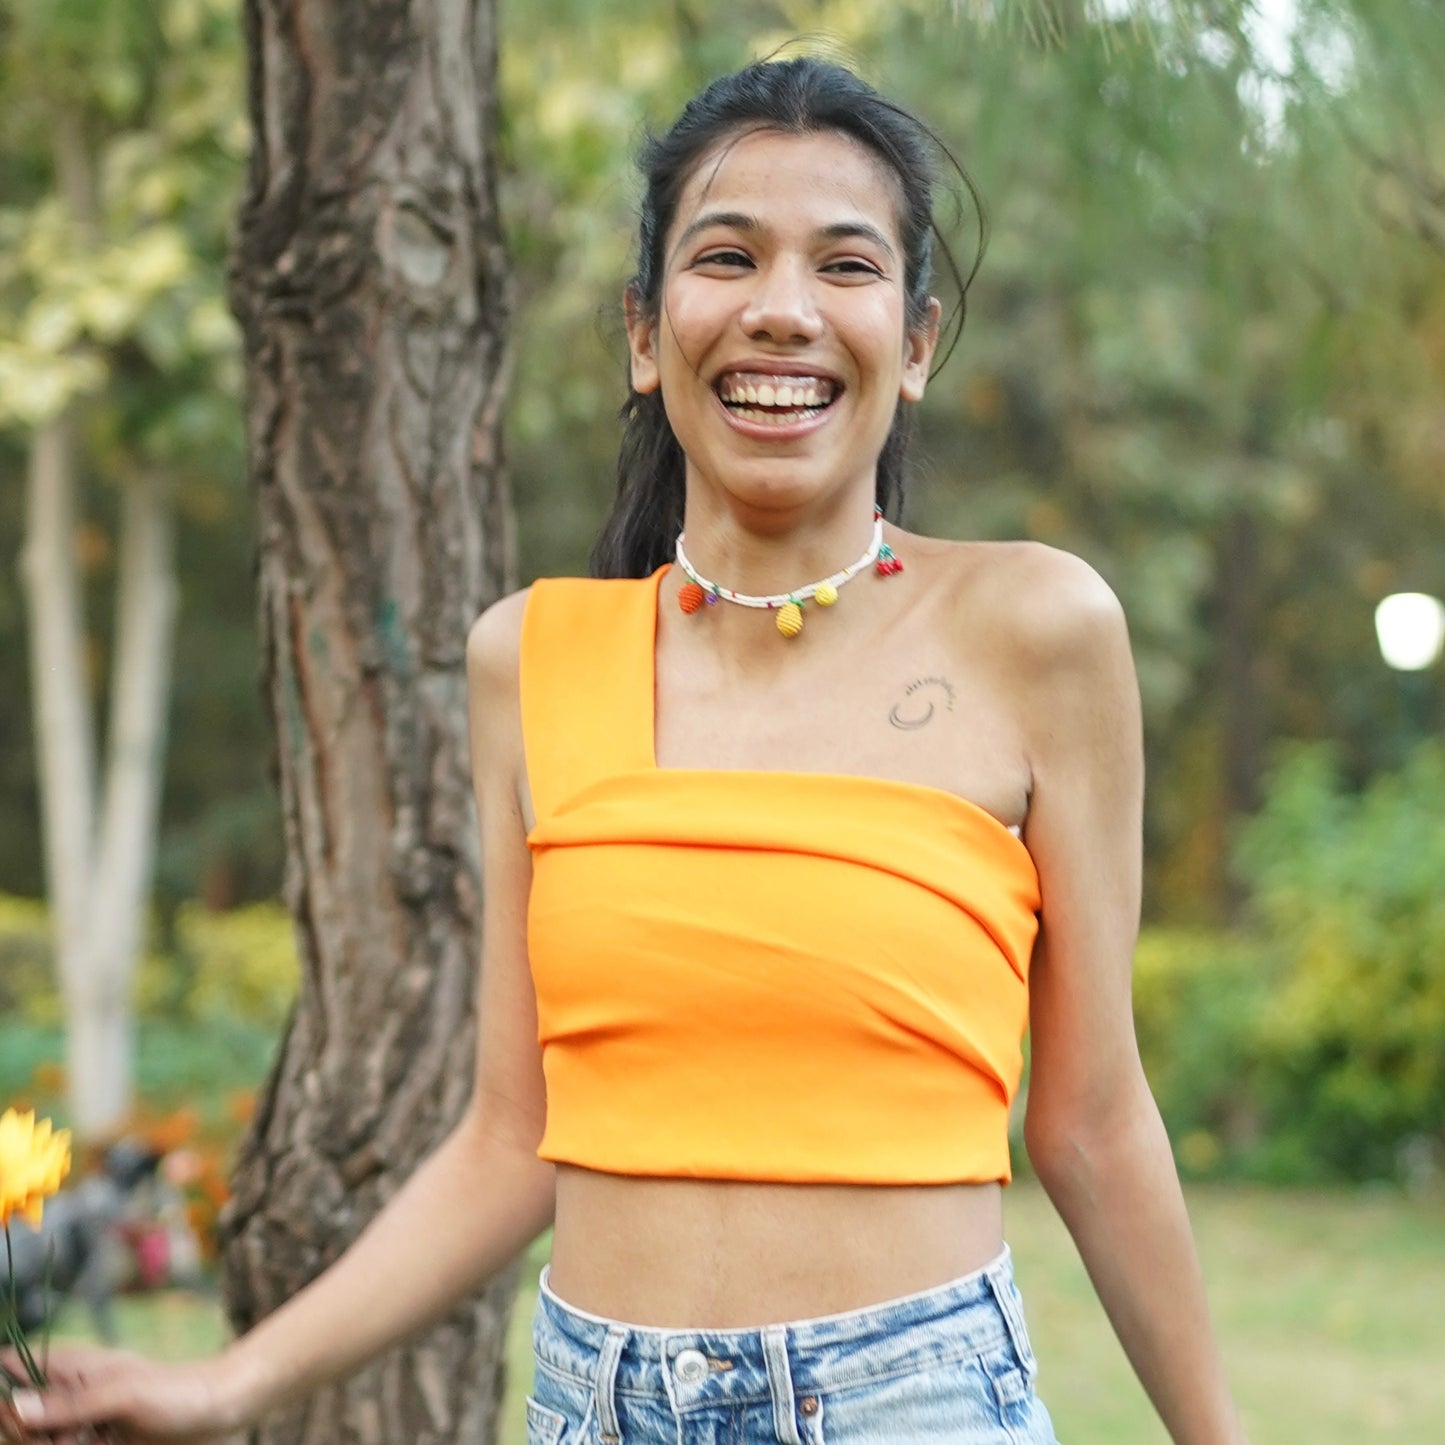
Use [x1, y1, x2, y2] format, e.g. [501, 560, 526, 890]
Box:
[465, 586, 533, 693]
[464, 588, 535, 813]
[924, 538, 1130, 671]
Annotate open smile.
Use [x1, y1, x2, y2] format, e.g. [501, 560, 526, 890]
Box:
[713, 370, 841, 427]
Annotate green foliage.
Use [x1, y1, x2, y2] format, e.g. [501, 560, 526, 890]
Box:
[0, 891, 294, 1128]
[0, 0, 276, 902]
[0, 893, 55, 1021]
[0, 0, 246, 429]
[1133, 927, 1274, 1176]
[0, 893, 299, 1032]
[137, 902, 300, 1031]
[1134, 744, 1445, 1183]
[0, 1018, 279, 1128]
[1237, 743, 1445, 1179]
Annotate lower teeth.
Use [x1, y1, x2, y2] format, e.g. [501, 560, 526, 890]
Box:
[726, 404, 824, 424]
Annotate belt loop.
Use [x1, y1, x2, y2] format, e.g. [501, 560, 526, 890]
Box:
[762, 1325, 803, 1445]
[595, 1324, 628, 1443]
[984, 1252, 1037, 1380]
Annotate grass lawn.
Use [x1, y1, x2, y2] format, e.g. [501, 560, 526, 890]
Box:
[1004, 1182, 1445, 1441]
[50, 1182, 1445, 1442]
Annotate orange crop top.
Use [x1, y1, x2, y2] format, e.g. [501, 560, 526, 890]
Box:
[520, 569, 1042, 1185]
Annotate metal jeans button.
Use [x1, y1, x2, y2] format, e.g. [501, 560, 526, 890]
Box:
[674, 1348, 708, 1384]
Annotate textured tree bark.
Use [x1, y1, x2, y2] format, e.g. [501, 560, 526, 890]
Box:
[220, 1, 514, 1441]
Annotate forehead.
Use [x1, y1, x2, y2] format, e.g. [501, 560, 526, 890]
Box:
[669, 128, 905, 249]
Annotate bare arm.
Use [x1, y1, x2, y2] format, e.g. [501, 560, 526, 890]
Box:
[1011, 550, 1246, 1445]
[9, 591, 553, 1439]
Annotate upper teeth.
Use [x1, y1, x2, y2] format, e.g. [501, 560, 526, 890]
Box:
[717, 373, 835, 409]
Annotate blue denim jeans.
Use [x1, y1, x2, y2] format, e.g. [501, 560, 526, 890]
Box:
[527, 1246, 1060, 1443]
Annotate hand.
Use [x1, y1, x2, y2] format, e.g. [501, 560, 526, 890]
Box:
[0, 1345, 247, 1445]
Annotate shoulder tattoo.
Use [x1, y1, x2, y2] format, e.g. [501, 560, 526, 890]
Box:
[888, 676, 957, 731]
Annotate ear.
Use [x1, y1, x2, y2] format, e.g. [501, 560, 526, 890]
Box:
[624, 285, 661, 395]
[899, 297, 942, 403]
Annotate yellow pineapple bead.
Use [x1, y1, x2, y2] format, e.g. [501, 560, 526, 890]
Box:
[814, 581, 839, 607]
[776, 601, 804, 639]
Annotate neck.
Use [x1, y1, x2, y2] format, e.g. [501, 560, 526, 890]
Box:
[677, 494, 879, 600]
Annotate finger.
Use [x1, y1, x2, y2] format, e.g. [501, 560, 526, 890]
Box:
[16, 1345, 132, 1383]
[0, 1351, 28, 1388]
[10, 1380, 130, 1436]
[0, 1399, 25, 1445]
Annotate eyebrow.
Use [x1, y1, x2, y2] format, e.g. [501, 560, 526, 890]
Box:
[673, 210, 898, 263]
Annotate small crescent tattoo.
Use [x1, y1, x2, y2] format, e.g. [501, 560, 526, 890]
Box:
[888, 676, 956, 732]
[889, 699, 936, 731]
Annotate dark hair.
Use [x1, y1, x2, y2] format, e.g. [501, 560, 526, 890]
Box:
[590, 55, 985, 579]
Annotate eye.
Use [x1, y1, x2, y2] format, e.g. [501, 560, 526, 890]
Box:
[694, 248, 753, 269]
[824, 258, 885, 278]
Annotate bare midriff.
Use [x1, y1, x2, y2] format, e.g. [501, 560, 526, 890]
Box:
[546, 1165, 1004, 1328]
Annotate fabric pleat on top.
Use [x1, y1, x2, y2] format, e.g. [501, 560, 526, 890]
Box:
[520, 568, 1041, 1185]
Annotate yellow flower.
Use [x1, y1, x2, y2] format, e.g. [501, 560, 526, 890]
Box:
[0, 1107, 72, 1229]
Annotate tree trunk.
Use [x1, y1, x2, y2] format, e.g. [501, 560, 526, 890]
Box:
[19, 414, 107, 1126]
[17, 106, 181, 1136]
[219, 0, 514, 1440]
[20, 420, 179, 1135]
[19, 415, 97, 990]
[83, 470, 178, 1127]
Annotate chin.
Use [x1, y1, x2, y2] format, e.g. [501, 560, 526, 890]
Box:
[744, 469, 874, 511]
[718, 480, 839, 518]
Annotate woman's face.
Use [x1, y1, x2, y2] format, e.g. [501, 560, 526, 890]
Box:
[627, 128, 939, 518]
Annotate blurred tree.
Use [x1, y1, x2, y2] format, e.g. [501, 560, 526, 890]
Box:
[864, 0, 1444, 914]
[217, 1, 516, 1440]
[0, 0, 249, 1132]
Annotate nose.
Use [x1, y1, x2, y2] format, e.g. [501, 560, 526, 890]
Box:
[738, 259, 823, 344]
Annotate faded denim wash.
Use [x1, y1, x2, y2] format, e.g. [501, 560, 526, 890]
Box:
[526, 1246, 1060, 1444]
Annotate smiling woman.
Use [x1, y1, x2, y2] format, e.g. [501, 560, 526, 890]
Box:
[0, 55, 1247, 1445]
[593, 60, 977, 586]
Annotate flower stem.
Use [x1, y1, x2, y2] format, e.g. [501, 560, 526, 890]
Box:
[2, 1226, 45, 1387]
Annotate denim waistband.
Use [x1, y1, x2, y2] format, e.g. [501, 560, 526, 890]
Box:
[532, 1246, 1036, 1442]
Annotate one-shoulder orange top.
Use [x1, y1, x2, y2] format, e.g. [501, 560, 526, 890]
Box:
[520, 569, 1041, 1184]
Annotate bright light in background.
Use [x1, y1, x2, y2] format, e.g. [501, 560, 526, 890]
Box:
[1375, 593, 1445, 673]
[1242, 0, 1298, 74]
[1086, 0, 1300, 53]
[1085, 0, 1334, 146]
[1240, 0, 1300, 141]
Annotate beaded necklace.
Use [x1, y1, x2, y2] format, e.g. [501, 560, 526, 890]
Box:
[674, 506, 903, 639]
